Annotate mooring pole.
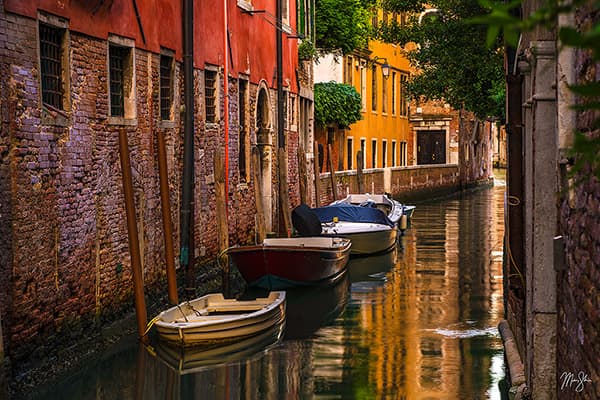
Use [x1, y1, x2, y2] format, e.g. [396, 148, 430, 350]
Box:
[357, 150, 364, 193]
[297, 147, 308, 204]
[215, 152, 230, 295]
[157, 131, 178, 305]
[118, 128, 148, 342]
[251, 147, 267, 243]
[327, 143, 338, 200]
[313, 141, 321, 207]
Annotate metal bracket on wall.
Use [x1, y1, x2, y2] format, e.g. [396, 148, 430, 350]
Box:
[553, 235, 566, 271]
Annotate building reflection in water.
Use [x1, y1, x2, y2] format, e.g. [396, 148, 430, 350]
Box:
[31, 183, 506, 400]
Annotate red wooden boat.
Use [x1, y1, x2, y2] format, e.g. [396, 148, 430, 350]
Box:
[227, 237, 352, 290]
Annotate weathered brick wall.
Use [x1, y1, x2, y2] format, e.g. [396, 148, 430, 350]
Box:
[1, 2, 302, 385]
[0, 0, 15, 363]
[0, 9, 185, 367]
[557, 4, 600, 398]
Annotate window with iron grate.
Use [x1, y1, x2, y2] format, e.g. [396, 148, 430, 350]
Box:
[160, 54, 174, 120]
[40, 23, 64, 109]
[205, 70, 217, 123]
[109, 45, 127, 117]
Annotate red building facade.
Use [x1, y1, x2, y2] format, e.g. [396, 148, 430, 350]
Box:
[0, 0, 312, 383]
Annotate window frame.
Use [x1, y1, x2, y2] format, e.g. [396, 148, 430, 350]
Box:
[238, 77, 250, 183]
[371, 65, 377, 112]
[204, 66, 219, 124]
[392, 140, 397, 167]
[38, 12, 70, 126]
[346, 137, 354, 170]
[107, 34, 137, 125]
[159, 49, 175, 122]
[391, 72, 397, 116]
[371, 138, 377, 168]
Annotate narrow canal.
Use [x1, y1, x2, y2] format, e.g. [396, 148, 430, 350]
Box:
[32, 177, 506, 399]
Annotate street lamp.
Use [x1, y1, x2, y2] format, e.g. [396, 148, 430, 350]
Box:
[372, 56, 390, 78]
[381, 61, 390, 78]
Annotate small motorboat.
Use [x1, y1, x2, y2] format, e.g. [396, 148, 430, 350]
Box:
[227, 237, 351, 290]
[151, 291, 286, 347]
[292, 204, 398, 256]
[330, 193, 404, 225]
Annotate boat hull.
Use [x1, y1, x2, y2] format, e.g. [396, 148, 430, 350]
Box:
[153, 292, 286, 347]
[228, 237, 351, 290]
[330, 228, 397, 255]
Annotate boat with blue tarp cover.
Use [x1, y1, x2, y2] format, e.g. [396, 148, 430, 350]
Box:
[292, 203, 398, 255]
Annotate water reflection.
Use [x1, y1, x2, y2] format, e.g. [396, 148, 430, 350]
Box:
[31, 182, 506, 399]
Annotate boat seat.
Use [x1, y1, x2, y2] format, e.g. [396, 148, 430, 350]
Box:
[291, 204, 323, 237]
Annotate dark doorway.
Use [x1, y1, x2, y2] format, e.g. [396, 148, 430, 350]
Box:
[417, 130, 446, 165]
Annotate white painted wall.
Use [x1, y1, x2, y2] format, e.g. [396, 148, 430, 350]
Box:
[313, 53, 343, 84]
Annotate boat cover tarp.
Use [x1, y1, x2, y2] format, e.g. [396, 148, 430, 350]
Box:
[313, 205, 395, 227]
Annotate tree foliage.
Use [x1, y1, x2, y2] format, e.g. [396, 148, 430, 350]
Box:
[315, 0, 376, 55]
[376, 0, 506, 120]
[314, 82, 363, 128]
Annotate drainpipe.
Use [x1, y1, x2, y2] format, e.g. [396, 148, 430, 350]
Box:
[276, 0, 284, 149]
[180, 0, 195, 288]
[223, 0, 230, 206]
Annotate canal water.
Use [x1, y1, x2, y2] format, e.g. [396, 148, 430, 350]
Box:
[32, 178, 506, 399]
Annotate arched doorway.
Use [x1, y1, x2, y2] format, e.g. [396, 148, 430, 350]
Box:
[256, 86, 273, 231]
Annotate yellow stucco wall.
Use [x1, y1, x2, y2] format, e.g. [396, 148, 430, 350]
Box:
[342, 37, 413, 170]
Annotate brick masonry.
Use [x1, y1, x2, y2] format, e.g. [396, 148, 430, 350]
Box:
[0, 6, 301, 380]
[557, 4, 600, 398]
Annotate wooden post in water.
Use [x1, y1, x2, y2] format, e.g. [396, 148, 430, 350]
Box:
[214, 152, 230, 295]
[327, 143, 338, 200]
[118, 128, 148, 342]
[313, 141, 322, 207]
[157, 130, 178, 305]
[251, 147, 266, 244]
[278, 148, 292, 237]
[135, 344, 147, 400]
[297, 147, 308, 205]
[357, 150, 364, 193]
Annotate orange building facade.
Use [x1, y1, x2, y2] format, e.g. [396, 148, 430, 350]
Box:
[314, 12, 413, 175]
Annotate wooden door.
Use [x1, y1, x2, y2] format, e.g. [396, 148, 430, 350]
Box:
[417, 130, 446, 165]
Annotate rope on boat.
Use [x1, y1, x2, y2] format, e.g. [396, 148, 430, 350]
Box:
[216, 246, 237, 269]
[176, 304, 190, 322]
[143, 315, 161, 337]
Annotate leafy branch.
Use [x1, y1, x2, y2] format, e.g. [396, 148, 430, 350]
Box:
[314, 82, 363, 128]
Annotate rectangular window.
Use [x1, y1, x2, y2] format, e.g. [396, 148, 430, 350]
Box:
[239, 79, 249, 182]
[282, 0, 289, 25]
[392, 140, 397, 167]
[382, 69, 388, 114]
[400, 141, 408, 166]
[109, 45, 128, 117]
[371, 139, 377, 168]
[205, 69, 218, 123]
[160, 54, 174, 120]
[391, 72, 397, 115]
[345, 56, 353, 85]
[371, 65, 377, 112]
[40, 23, 65, 109]
[400, 74, 408, 116]
[360, 138, 366, 167]
[346, 137, 353, 170]
[108, 35, 135, 122]
[382, 140, 388, 168]
[361, 67, 367, 111]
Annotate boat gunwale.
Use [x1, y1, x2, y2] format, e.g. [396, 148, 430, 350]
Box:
[154, 292, 286, 329]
